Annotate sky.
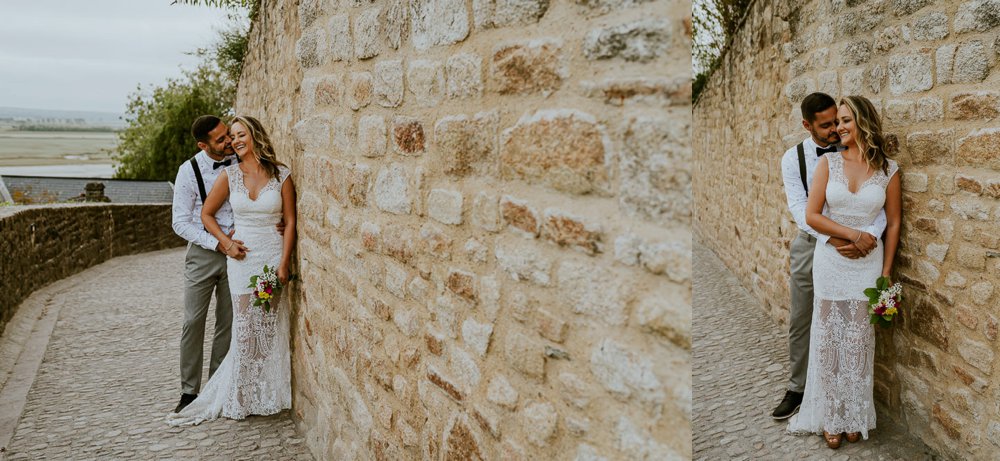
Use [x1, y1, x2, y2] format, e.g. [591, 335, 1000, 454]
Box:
[0, 1, 241, 114]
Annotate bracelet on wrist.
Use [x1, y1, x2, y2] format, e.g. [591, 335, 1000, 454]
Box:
[853, 230, 862, 243]
[225, 240, 236, 251]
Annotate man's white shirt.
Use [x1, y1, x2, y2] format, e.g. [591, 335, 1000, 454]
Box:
[781, 136, 887, 243]
[172, 150, 238, 251]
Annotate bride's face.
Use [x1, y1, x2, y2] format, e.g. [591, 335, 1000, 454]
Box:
[230, 122, 255, 158]
[836, 104, 858, 147]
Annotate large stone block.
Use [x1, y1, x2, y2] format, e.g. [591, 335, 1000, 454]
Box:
[433, 111, 498, 177]
[888, 52, 933, 94]
[293, 115, 332, 151]
[955, 0, 1000, 33]
[911, 11, 949, 40]
[385, 0, 408, 50]
[503, 328, 545, 379]
[950, 92, 1000, 120]
[354, 8, 382, 60]
[427, 188, 464, 225]
[302, 75, 343, 113]
[589, 338, 663, 404]
[296, 28, 324, 68]
[500, 195, 540, 237]
[540, 208, 603, 254]
[408, 60, 445, 107]
[328, 14, 353, 62]
[461, 318, 493, 356]
[392, 116, 426, 155]
[557, 260, 633, 326]
[784, 77, 816, 104]
[332, 114, 356, 156]
[473, 0, 549, 29]
[358, 115, 387, 158]
[500, 110, 611, 195]
[936, 44, 957, 85]
[953, 40, 991, 83]
[840, 40, 872, 66]
[522, 401, 557, 446]
[906, 130, 952, 165]
[446, 53, 483, 99]
[490, 39, 566, 95]
[495, 236, 552, 285]
[411, 0, 470, 50]
[472, 192, 502, 232]
[374, 60, 404, 108]
[298, 0, 322, 28]
[583, 19, 670, 62]
[620, 115, 690, 225]
[958, 128, 1000, 170]
[348, 72, 374, 111]
[374, 163, 412, 214]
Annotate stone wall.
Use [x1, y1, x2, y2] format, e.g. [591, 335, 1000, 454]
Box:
[694, 0, 1000, 458]
[0, 204, 184, 333]
[235, 0, 692, 459]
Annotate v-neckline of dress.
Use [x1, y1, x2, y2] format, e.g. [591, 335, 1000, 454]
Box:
[238, 166, 270, 202]
[838, 155, 877, 195]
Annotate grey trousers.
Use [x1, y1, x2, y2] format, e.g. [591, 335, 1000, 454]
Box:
[788, 231, 816, 393]
[180, 243, 233, 394]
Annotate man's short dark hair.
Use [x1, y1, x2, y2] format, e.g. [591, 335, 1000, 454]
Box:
[801, 93, 837, 123]
[191, 115, 222, 143]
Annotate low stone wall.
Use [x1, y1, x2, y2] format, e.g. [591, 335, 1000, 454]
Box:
[0, 204, 185, 333]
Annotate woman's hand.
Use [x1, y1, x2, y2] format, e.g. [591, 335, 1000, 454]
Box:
[224, 239, 249, 260]
[277, 264, 289, 285]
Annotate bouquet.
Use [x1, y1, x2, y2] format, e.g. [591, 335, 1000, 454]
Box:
[865, 276, 902, 328]
[247, 265, 293, 312]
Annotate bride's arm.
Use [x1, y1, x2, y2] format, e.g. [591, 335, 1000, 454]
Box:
[201, 170, 244, 259]
[881, 173, 902, 278]
[278, 176, 297, 284]
[805, 157, 868, 242]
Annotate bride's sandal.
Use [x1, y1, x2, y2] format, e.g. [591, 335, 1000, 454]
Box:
[845, 432, 861, 443]
[823, 431, 842, 449]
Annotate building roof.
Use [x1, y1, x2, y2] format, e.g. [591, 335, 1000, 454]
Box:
[0, 175, 174, 204]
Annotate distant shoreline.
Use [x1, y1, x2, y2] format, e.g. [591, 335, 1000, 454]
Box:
[0, 164, 117, 179]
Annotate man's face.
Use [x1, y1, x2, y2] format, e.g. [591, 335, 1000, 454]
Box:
[803, 106, 840, 146]
[198, 122, 234, 157]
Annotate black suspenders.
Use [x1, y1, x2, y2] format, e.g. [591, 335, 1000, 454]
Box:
[796, 142, 808, 197]
[190, 157, 207, 203]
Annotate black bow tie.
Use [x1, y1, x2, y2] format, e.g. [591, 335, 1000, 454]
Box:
[213, 159, 232, 170]
[815, 146, 838, 156]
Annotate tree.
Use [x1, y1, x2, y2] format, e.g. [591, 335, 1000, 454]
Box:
[692, 0, 754, 103]
[113, 8, 252, 180]
[113, 64, 234, 180]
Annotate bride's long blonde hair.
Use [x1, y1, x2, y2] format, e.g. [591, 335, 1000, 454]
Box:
[230, 115, 285, 179]
[839, 96, 889, 175]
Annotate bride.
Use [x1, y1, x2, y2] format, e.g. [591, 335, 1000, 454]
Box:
[167, 115, 297, 426]
[787, 95, 902, 448]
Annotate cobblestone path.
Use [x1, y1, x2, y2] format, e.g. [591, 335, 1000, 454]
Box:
[693, 241, 937, 461]
[1, 248, 313, 460]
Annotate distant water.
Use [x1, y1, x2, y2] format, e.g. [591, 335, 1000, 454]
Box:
[0, 164, 117, 178]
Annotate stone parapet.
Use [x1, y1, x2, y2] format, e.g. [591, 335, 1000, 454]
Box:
[0, 204, 184, 333]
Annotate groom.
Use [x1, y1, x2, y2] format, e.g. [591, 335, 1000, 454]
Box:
[171, 115, 243, 413]
[771, 92, 887, 419]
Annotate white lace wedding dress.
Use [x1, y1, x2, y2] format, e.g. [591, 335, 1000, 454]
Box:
[167, 164, 292, 426]
[788, 152, 898, 439]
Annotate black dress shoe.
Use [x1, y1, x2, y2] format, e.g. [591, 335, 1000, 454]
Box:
[771, 390, 804, 420]
[174, 393, 198, 413]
